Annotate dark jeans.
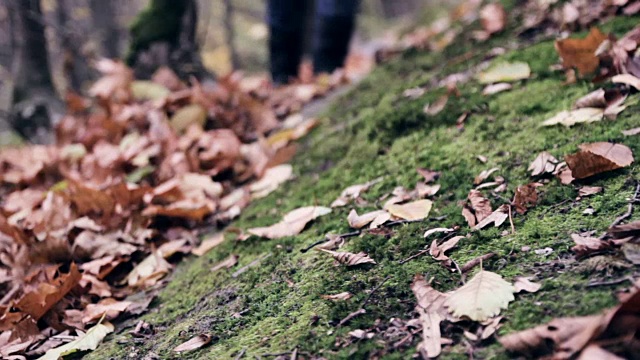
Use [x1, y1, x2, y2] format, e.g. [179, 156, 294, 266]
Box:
[267, 0, 359, 83]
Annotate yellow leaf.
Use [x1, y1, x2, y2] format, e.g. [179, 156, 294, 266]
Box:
[477, 62, 531, 84]
[131, 80, 170, 101]
[170, 104, 207, 133]
[38, 322, 114, 360]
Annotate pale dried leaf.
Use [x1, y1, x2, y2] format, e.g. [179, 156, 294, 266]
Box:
[321, 292, 353, 301]
[612, 73, 640, 90]
[474, 205, 510, 230]
[477, 62, 530, 84]
[210, 254, 239, 272]
[622, 127, 640, 136]
[173, 334, 212, 352]
[331, 177, 383, 207]
[387, 199, 432, 221]
[542, 108, 604, 127]
[192, 233, 225, 256]
[529, 152, 559, 176]
[468, 190, 492, 222]
[579, 186, 603, 197]
[248, 206, 331, 239]
[513, 277, 542, 293]
[423, 95, 448, 116]
[474, 167, 500, 185]
[423, 227, 454, 238]
[482, 82, 512, 95]
[445, 270, 515, 321]
[249, 164, 293, 199]
[347, 209, 388, 229]
[319, 249, 376, 266]
[38, 322, 114, 360]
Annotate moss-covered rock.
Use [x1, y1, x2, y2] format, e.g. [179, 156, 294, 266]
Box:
[88, 12, 640, 360]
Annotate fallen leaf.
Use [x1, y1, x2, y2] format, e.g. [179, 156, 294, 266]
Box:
[555, 27, 608, 76]
[481, 316, 503, 340]
[579, 186, 603, 197]
[477, 62, 531, 84]
[482, 82, 512, 95]
[513, 183, 540, 215]
[565, 142, 634, 179]
[417, 169, 441, 183]
[462, 206, 477, 227]
[571, 233, 612, 257]
[347, 209, 389, 229]
[474, 167, 500, 185]
[404, 87, 426, 99]
[318, 249, 376, 266]
[126, 250, 172, 287]
[38, 321, 114, 360]
[578, 345, 625, 360]
[612, 73, 640, 90]
[387, 199, 433, 221]
[249, 164, 293, 199]
[82, 298, 131, 323]
[16, 263, 81, 320]
[348, 329, 374, 339]
[321, 292, 353, 301]
[210, 254, 239, 272]
[541, 108, 604, 127]
[445, 270, 515, 321]
[622, 127, 640, 136]
[331, 177, 383, 207]
[608, 220, 640, 238]
[415, 183, 441, 198]
[529, 152, 559, 176]
[430, 236, 464, 266]
[170, 104, 207, 133]
[411, 275, 450, 358]
[423, 95, 448, 116]
[192, 233, 225, 256]
[248, 206, 331, 239]
[173, 334, 212, 352]
[468, 190, 493, 222]
[513, 277, 542, 293]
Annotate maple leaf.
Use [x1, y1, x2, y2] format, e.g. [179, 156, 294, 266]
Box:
[318, 249, 376, 266]
[444, 270, 515, 321]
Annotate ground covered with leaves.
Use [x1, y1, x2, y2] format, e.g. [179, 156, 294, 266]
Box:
[4, 0, 640, 359]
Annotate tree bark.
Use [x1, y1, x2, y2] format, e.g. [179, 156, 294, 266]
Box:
[127, 0, 213, 81]
[56, 0, 93, 93]
[89, 0, 120, 58]
[223, 0, 240, 70]
[9, 0, 62, 143]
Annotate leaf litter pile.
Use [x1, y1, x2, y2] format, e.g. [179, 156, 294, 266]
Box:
[5, 0, 640, 358]
[0, 59, 364, 358]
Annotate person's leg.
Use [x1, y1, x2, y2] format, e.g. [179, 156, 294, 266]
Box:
[312, 0, 359, 74]
[267, 0, 308, 84]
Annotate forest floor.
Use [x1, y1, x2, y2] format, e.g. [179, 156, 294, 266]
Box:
[85, 6, 640, 360]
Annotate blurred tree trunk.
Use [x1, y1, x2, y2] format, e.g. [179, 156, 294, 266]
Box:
[56, 0, 93, 93]
[127, 0, 213, 81]
[9, 0, 62, 143]
[223, 0, 240, 70]
[89, 0, 120, 58]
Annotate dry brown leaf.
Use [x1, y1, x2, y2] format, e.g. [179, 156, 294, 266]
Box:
[318, 249, 376, 266]
[192, 233, 225, 256]
[423, 95, 448, 116]
[347, 209, 389, 229]
[579, 186, 603, 197]
[210, 254, 239, 272]
[430, 236, 464, 266]
[387, 199, 433, 221]
[321, 292, 353, 301]
[571, 234, 612, 258]
[468, 190, 493, 222]
[248, 206, 331, 239]
[16, 263, 81, 320]
[417, 169, 441, 183]
[529, 152, 559, 176]
[173, 334, 212, 352]
[555, 28, 608, 76]
[126, 250, 172, 288]
[411, 275, 450, 358]
[445, 270, 515, 321]
[462, 206, 477, 227]
[474, 205, 510, 230]
[513, 277, 542, 293]
[249, 164, 293, 199]
[513, 183, 541, 215]
[415, 183, 441, 198]
[331, 177, 383, 207]
[474, 167, 500, 185]
[608, 220, 640, 238]
[565, 142, 634, 179]
[82, 298, 131, 324]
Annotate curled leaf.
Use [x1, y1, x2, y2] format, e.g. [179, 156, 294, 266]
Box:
[318, 249, 376, 266]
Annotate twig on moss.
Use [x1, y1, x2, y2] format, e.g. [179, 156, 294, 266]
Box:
[362, 276, 391, 307]
[398, 249, 429, 264]
[234, 348, 246, 360]
[609, 181, 640, 228]
[508, 205, 515, 234]
[337, 308, 366, 327]
[586, 275, 635, 288]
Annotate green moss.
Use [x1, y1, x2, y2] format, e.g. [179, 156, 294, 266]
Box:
[88, 13, 640, 360]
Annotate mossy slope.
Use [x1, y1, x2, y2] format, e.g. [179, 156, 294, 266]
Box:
[89, 14, 640, 360]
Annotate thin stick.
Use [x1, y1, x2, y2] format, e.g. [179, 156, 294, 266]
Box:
[362, 276, 391, 307]
[234, 348, 247, 360]
[610, 182, 640, 228]
[587, 275, 634, 288]
[398, 249, 430, 264]
[337, 308, 366, 327]
[508, 205, 515, 234]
